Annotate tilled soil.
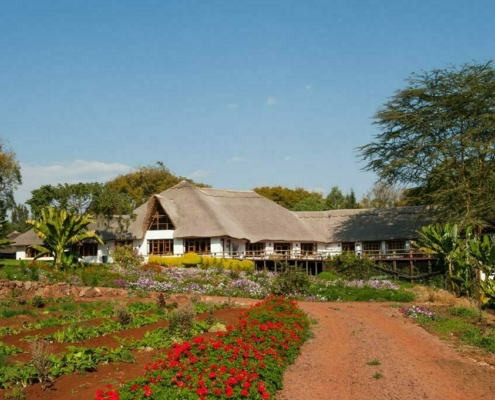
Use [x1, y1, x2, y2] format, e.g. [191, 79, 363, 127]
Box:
[277, 302, 495, 400]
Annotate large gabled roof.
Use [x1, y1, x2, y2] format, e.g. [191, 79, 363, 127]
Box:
[136, 181, 324, 242]
[294, 206, 431, 243]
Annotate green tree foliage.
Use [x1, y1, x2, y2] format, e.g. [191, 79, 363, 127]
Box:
[359, 183, 405, 208]
[359, 61, 495, 233]
[0, 219, 13, 249]
[9, 203, 30, 233]
[26, 207, 104, 270]
[292, 196, 325, 211]
[0, 138, 22, 218]
[253, 186, 322, 210]
[27, 182, 134, 238]
[106, 162, 209, 208]
[325, 186, 345, 210]
[325, 187, 358, 210]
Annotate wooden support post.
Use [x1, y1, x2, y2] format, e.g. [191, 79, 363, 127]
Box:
[410, 260, 414, 284]
[306, 261, 309, 274]
[263, 260, 267, 271]
[393, 260, 397, 281]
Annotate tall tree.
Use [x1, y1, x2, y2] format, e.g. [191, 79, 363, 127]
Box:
[106, 162, 209, 208]
[9, 203, 30, 233]
[325, 186, 346, 210]
[0, 138, 22, 219]
[358, 61, 495, 234]
[253, 186, 323, 210]
[360, 183, 404, 208]
[26, 207, 103, 270]
[292, 196, 325, 211]
[344, 188, 359, 209]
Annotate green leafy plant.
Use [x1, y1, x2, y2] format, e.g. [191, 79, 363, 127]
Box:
[272, 262, 311, 296]
[31, 296, 45, 309]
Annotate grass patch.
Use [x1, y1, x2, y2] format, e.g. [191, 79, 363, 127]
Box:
[311, 285, 414, 302]
[373, 373, 383, 379]
[0, 308, 37, 318]
[411, 305, 495, 353]
[367, 359, 381, 366]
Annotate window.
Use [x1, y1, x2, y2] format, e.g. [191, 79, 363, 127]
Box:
[387, 240, 406, 253]
[184, 238, 210, 254]
[362, 241, 381, 255]
[246, 242, 265, 256]
[148, 206, 175, 231]
[300, 243, 316, 254]
[274, 243, 291, 254]
[78, 243, 98, 257]
[115, 240, 133, 248]
[148, 239, 174, 255]
[26, 247, 41, 258]
[341, 242, 355, 252]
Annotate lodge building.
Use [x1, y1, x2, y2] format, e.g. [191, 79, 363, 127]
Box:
[13, 181, 432, 271]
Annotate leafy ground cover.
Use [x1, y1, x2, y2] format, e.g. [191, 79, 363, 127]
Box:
[95, 295, 310, 400]
[400, 304, 495, 354]
[0, 296, 229, 396]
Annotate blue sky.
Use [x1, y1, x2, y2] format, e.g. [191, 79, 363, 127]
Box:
[2, 0, 494, 204]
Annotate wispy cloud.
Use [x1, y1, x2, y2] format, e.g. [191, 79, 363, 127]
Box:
[305, 85, 313, 90]
[188, 169, 211, 179]
[226, 157, 244, 164]
[15, 160, 131, 204]
[227, 104, 238, 109]
[265, 97, 276, 106]
[284, 156, 291, 161]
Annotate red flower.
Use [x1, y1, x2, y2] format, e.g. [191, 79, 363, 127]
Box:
[143, 385, 152, 397]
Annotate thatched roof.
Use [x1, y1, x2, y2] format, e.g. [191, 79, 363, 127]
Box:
[138, 181, 324, 243]
[13, 222, 119, 247]
[13, 182, 432, 248]
[294, 207, 431, 242]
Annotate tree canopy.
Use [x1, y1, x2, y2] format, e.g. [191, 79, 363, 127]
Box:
[0, 138, 21, 218]
[105, 162, 209, 208]
[359, 183, 405, 208]
[358, 61, 495, 233]
[253, 186, 323, 210]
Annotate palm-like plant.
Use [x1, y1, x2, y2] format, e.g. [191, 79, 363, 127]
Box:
[26, 207, 103, 270]
[416, 223, 466, 292]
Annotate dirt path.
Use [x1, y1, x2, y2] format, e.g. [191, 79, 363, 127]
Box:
[278, 302, 495, 400]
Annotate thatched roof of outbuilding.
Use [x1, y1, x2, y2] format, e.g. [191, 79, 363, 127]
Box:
[293, 207, 431, 243]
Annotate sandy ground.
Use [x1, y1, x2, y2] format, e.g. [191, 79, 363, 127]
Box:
[277, 302, 495, 400]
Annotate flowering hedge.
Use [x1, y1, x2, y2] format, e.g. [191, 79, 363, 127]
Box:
[95, 296, 310, 399]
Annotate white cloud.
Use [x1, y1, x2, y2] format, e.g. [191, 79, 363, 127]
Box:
[265, 97, 276, 106]
[15, 160, 131, 204]
[284, 156, 291, 161]
[305, 85, 313, 90]
[226, 157, 244, 164]
[227, 104, 238, 109]
[188, 169, 211, 179]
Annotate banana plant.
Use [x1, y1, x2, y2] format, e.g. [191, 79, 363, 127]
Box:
[416, 223, 466, 291]
[26, 207, 103, 270]
[468, 234, 495, 306]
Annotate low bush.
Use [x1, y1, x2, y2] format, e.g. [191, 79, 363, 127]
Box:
[272, 262, 311, 296]
[181, 252, 201, 267]
[326, 253, 381, 280]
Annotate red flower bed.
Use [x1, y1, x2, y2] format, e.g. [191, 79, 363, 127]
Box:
[95, 296, 310, 399]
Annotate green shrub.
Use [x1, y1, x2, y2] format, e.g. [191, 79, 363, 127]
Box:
[149, 255, 183, 267]
[112, 244, 143, 269]
[181, 252, 201, 267]
[240, 259, 255, 272]
[168, 303, 195, 336]
[317, 271, 339, 281]
[31, 296, 45, 308]
[272, 262, 311, 296]
[326, 253, 380, 280]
